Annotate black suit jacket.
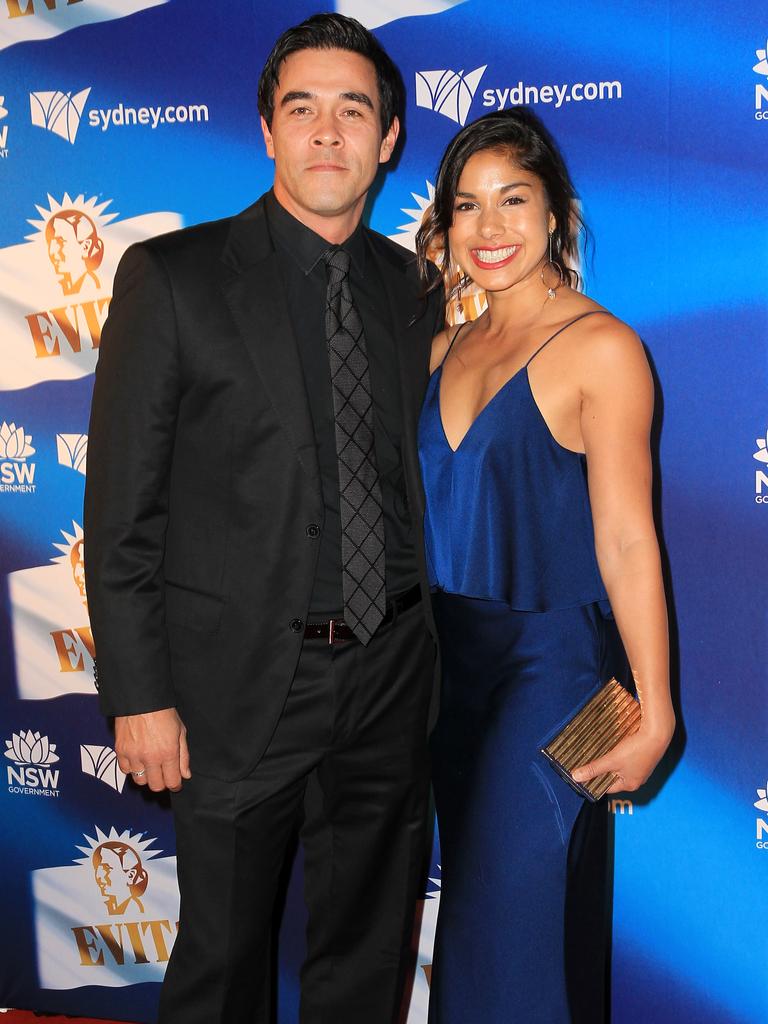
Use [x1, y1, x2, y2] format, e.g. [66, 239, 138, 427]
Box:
[84, 195, 444, 780]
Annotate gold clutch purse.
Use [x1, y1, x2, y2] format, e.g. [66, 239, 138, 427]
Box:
[539, 677, 642, 802]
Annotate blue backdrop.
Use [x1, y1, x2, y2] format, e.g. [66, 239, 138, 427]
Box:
[0, 2, 765, 1021]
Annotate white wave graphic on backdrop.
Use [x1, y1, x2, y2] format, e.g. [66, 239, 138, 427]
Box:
[336, 0, 467, 30]
[0, 0, 167, 52]
[406, 873, 441, 1023]
[0, 194, 181, 390]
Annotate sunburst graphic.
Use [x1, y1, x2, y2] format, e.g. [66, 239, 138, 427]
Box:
[25, 192, 118, 243]
[50, 521, 83, 566]
[51, 520, 86, 603]
[388, 181, 435, 252]
[74, 826, 163, 866]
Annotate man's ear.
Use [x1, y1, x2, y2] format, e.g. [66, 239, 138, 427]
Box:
[260, 115, 275, 159]
[379, 115, 400, 165]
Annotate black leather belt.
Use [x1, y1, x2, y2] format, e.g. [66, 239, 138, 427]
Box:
[304, 583, 422, 643]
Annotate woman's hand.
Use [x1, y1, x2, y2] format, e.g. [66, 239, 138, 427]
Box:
[571, 718, 675, 794]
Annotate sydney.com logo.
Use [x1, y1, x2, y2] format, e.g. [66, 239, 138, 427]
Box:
[416, 66, 622, 126]
[30, 87, 209, 141]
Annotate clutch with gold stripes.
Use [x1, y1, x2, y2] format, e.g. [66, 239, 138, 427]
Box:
[540, 677, 642, 802]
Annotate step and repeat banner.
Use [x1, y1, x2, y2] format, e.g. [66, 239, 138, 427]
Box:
[0, 2, 765, 1021]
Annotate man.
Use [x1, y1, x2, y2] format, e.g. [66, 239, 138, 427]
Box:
[84, 13, 444, 1024]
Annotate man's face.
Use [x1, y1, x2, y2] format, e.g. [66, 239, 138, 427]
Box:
[261, 47, 398, 235]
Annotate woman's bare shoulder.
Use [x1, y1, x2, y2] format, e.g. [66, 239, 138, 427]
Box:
[579, 308, 646, 363]
[429, 326, 454, 374]
[574, 308, 652, 397]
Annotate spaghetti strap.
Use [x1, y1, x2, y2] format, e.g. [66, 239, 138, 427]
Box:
[440, 320, 471, 367]
[524, 310, 611, 368]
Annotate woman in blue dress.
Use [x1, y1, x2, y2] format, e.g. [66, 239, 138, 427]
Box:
[415, 108, 674, 1022]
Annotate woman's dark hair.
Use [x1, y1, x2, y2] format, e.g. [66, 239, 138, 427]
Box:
[416, 107, 587, 293]
[257, 13, 404, 137]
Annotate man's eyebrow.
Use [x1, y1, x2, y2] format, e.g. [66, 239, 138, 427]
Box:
[279, 90, 374, 110]
[280, 90, 315, 106]
[339, 91, 374, 109]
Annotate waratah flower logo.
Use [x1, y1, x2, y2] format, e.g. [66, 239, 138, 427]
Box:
[755, 784, 768, 814]
[754, 40, 768, 77]
[754, 429, 768, 464]
[5, 729, 60, 767]
[0, 421, 35, 461]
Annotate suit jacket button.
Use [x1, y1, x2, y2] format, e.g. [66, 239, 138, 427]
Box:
[289, 618, 304, 633]
[306, 524, 320, 538]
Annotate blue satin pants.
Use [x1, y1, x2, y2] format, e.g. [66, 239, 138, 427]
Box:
[428, 592, 614, 1024]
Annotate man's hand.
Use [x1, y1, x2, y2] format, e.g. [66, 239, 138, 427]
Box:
[115, 708, 191, 793]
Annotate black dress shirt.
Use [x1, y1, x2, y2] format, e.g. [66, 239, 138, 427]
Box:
[265, 191, 419, 615]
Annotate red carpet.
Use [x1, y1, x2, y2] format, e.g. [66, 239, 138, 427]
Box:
[1, 1013, 137, 1023]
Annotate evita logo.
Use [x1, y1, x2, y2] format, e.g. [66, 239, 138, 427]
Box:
[753, 38, 768, 120]
[25, 193, 113, 362]
[7, 0, 84, 16]
[753, 427, 768, 503]
[32, 827, 180, 988]
[5, 729, 61, 796]
[754, 784, 768, 848]
[0, 421, 37, 492]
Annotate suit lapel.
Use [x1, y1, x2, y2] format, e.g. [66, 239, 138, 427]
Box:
[221, 198, 321, 495]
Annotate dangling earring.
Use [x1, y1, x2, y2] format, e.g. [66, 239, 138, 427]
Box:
[456, 267, 464, 316]
[541, 230, 564, 300]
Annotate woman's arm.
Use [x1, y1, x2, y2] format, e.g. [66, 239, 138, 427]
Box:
[571, 318, 674, 793]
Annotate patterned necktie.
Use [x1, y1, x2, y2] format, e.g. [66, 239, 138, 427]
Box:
[322, 246, 386, 644]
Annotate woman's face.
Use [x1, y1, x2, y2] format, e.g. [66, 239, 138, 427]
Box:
[447, 148, 555, 295]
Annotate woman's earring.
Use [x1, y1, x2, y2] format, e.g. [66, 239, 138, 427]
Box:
[541, 230, 564, 300]
[456, 267, 464, 316]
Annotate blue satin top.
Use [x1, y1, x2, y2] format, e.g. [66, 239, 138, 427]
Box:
[418, 312, 610, 611]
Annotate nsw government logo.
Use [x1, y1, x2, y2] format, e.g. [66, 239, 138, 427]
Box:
[0, 421, 37, 492]
[753, 426, 768, 503]
[415, 66, 487, 126]
[754, 783, 768, 848]
[753, 38, 768, 120]
[5, 729, 60, 796]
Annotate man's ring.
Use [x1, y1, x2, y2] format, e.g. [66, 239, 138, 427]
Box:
[132, 769, 146, 777]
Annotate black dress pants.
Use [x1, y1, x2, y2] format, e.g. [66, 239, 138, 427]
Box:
[158, 601, 434, 1024]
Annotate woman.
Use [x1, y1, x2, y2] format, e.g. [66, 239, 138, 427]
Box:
[415, 108, 674, 1022]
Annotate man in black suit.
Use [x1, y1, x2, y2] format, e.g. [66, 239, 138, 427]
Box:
[84, 13, 443, 1024]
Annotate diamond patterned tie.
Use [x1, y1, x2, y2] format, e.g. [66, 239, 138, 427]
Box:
[322, 246, 386, 644]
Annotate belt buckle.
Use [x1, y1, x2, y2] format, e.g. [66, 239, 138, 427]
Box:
[328, 618, 337, 645]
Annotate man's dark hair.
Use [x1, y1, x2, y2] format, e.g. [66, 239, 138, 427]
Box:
[257, 13, 404, 137]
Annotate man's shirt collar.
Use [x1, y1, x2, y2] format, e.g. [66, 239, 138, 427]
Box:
[265, 189, 366, 277]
